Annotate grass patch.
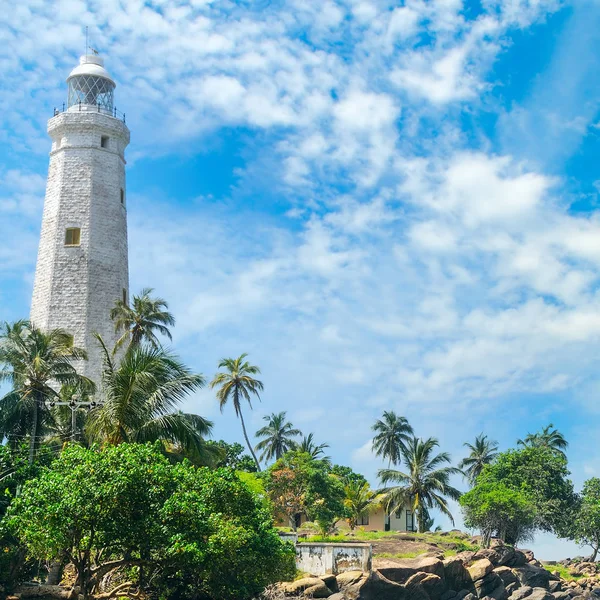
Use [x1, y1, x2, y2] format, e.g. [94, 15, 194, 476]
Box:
[543, 564, 582, 581]
[374, 551, 422, 559]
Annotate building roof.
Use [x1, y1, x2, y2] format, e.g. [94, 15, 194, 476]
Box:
[67, 54, 115, 87]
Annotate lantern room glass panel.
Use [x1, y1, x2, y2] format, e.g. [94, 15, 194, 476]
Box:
[68, 75, 115, 112]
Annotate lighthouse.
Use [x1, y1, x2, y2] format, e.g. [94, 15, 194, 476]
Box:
[30, 53, 130, 387]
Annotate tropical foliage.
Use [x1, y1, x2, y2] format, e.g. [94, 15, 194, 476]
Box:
[517, 424, 568, 459]
[110, 287, 175, 350]
[0, 321, 91, 462]
[343, 480, 380, 530]
[570, 478, 600, 561]
[371, 411, 413, 467]
[211, 354, 263, 471]
[378, 437, 462, 533]
[7, 443, 295, 600]
[293, 432, 331, 464]
[459, 434, 499, 485]
[255, 411, 301, 463]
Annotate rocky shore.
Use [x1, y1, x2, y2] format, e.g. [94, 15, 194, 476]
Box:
[278, 544, 593, 600]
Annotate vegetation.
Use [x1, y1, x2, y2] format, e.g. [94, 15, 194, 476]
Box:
[378, 437, 461, 533]
[371, 411, 413, 467]
[0, 321, 91, 462]
[210, 353, 264, 471]
[7, 443, 295, 600]
[255, 411, 301, 463]
[517, 423, 568, 459]
[343, 480, 380, 530]
[459, 434, 499, 485]
[205, 439, 258, 472]
[110, 287, 175, 350]
[293, 433, 331, 464]
[570, 478, 600, 561]
[460, 481, 536, 547]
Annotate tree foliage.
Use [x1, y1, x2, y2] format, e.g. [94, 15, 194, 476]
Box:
[517, 424, 568, 459]
[371, 411, 413, 467]
[460, 482, 536, 547]
[7, 443, 294, 600]
[378, 436, 461, 533]
[343, 480, 380, 530]
[204, 440, 258, 472]
[570, 478, 600, 560]
[255, 411, 301, 464]
[459, 433, 499, 485]
[264, 451, 344, 535]
[477, 446, 576, 537]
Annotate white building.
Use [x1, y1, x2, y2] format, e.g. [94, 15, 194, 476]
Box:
[30, 53, 130, 387]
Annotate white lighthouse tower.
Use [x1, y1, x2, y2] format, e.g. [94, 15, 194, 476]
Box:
[31, 53, 130, 386]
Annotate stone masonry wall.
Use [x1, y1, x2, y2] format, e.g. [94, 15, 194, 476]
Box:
[30, 111, 130, 389]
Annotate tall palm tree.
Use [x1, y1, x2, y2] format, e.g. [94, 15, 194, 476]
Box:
[517, 423, 568, 458]
[86, 336, 212, 462]
[255, 411, 301, 463]
[210, 353, 263, 471]
[343, 480, 380, 530]
[295, 433, 331, 464]
[378, 437, 461, 533]
[372, 411, 414, 467]
[0, 321, 90, 462]
[459, 433, 499, 484]
[110, 288, 175, 351]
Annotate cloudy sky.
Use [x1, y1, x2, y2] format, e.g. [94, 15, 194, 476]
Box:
[3, 0, 600, 558]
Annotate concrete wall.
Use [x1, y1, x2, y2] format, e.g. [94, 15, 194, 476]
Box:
[296, 543, 372, 576]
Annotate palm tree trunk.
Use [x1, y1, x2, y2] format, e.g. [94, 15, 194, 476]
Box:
[28, 392, 39, 464]
[238, 408, 261, 472]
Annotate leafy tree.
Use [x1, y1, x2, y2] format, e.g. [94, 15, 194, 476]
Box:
[477, 446, 576, 537]
[293, 433, 331, 464]
[517, 423, 568, 459]
[371, 411, 413, 467]
[459, 433, 499, 485]
[210, 354, 263, 471]
[8, 443, 294, 600]
[205, 440, 258, 472]
[331, 464, 368, 487]
[0, 321, 90, 462]
[110, 287, 175, 350]
[378, 437, 461, 533]
[255, 411, 301, 463]
[86, 338, 212, 463]
[343, 480, 379, 530]
[460, 482, 536, 547]
[570, 478, 600, 560]
[264, 451, 344, 534]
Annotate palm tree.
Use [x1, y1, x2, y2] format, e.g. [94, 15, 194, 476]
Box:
[86, 336, 212, 462]
[372, 411, 414, 467]
[295, 433, 331, 464]
[459, 433, 499, 484]
[378, 437, 462, 533]
[517, 423, 568, 458]
[344, 480, 380, 530]
[255, 411, 301, 463]
[210, 353, 263, 471]
[0, 321, 90, 462]
[110, 288, 175, 351]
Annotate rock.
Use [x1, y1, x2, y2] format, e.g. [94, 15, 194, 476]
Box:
[474, 549, 501, 565]
[548, 582, 562, 593]
[495, 547, 517, 567]
[523, 589, 553, 600]
[509, 587, 533, 600]
[327, 595, 345, 600]
[495, 567, 519, 589]
[474, 572, 507, 599]
[336, 571, 365, 590]
[282, 577, 324, 595]
[469, 559, 495, 582]
[522, 551, 535, 562]
[344, 570, 418, 600]
[512, 565, 551, 589]
[552, 593, 571, 600]
[441, 591, 458, 600]
[321, 575, 338, 593]
[303, 582, 332, 598]
[457, 551, 477, 564]
[456, 592, 474, 600]
[445, 557, 473, 592]
[406, 572, 446, 600]
[507, 552, 528, 568]
[377, 556, 444, 584]
[505, 583, 520, 596]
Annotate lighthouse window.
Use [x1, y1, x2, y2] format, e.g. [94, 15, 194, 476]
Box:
[120, 188, 124, 205]
[64, 228, 81, 246]
[122, 289, 127, 304]
[100, 135, 109, 148]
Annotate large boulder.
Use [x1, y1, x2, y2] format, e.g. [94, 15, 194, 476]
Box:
[303, 582, 332, 598]
[444, 557, 473, 592]
[494, 567, 519, 589]
[336, 571, 365, 591]
[473, 572, 507, 599]
[282, 577, 324, 595]
[521, 589, 553, 600]
[377, 556, 445, 584]
[512, 565, 551, 590]
[508, 586, 532, 600]
[469, 559, 495, 583]
[506, 552, 528, 568]
[406, 572, 447, 600]
[344, 570, 421, 600]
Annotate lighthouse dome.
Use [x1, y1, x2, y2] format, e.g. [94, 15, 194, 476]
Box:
[67, 54, 116, 113]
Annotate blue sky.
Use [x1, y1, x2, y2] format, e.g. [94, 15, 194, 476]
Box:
[2, 0, 600, 558]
